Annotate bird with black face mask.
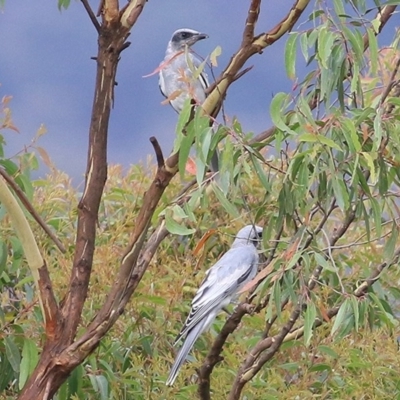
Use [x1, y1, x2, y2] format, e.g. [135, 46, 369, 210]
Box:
[166, 225, 263, 386]
[159, 28, 209, 113]
[159, 28, 219, 173]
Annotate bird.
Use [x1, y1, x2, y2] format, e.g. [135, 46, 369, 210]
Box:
[158, 28, 219, 172]
[159, 28, 209, 113]
[166, 224, 263, 386]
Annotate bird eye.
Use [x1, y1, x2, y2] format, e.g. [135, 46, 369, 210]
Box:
[180, 32, 190, 39]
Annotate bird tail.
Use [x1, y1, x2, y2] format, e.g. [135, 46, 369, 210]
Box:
[165, 318, 207, 386]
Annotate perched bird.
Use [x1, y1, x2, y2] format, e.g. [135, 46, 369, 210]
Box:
[159, 28, 209, 113]
[159, 28, 219, 172]
[166, 224, 263, 386]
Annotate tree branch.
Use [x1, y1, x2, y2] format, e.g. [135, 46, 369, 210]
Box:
[80, 0, 101, 32]
[150, 136, 165, 168]
[241, 0, 261, 47]
[120, 0, 146, 29]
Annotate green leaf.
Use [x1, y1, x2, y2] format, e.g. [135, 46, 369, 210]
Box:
[176, 100, 192, 140]
[331, 174, 349, 211]
[249, 154, 270, 191]
[67, 364, 83, 397]
[285, 33, 298, 79]
[314, 252, 336, 273]
[165, 214, 196, 236]
[367, 28, 378, 75]
[373, 110, 383, 150]
[178, 120, 196, 179]
[304, 302, 317, 347]
[4, 337, 21, 373]
[19, 338, 39, 390]
[331, 299, 351, 336]
[333, 0, 346, 18]
[298, 133, 342, 151]
[361, 152, 377, 183]
[211, 184, 240, 218]
[270, 92, 296, 135]
[317, 345, 338, 359]
[350, 296, 359, 332]
[89, 374, 109, 400]
[0, 355, 15, 392]
[272, 281, 282, 318]
[341, 118, 361, 152]
[317, 26, 336, 69]
[369, 197, 381, 239]
[210, 45, 222, 67]
[342, 26, 364, 63]
[0, 240, 7, 275]
[171, 204, 189, 220]
[308, 363, 332, 373]
[299, 32, 309, 62]
[384, 223, 399, 261]
[58, 0, 71, 10]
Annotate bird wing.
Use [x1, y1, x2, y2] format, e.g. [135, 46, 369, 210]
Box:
[190, 52, 209, 92]
[158, 68, 168, 99]
[175, 245, 258, 343]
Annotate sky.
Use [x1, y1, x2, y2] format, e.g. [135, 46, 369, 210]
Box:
[0, 1, 398, 183]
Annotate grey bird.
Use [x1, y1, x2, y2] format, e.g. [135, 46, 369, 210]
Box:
[166, 224, 263, 386]
[159, 28, 209, 113]
[159, 28, 219, 172]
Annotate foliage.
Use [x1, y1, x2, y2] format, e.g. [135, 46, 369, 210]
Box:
[1, 0, 400, 399]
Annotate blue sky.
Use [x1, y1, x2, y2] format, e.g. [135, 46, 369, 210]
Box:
[0, 1, 398, 183]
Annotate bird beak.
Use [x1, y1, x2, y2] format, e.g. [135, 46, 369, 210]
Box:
[189, 33, 208, 45]
[197, 33, 208, 41]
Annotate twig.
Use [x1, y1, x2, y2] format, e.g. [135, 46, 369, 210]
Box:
[232, 66, 254, 82]
[362, 5, 397, 51]
[96, 0, 104, 17]
[150, 136, 165, 168]
[80, 0, 101, 33]
[0, 168, 66, 253]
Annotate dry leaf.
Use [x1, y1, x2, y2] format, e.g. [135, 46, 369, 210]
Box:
[193, 229, 217, 256]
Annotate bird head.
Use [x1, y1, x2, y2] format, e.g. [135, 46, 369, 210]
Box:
[169, 28, 209, 51]
[233, 225, 263, 247]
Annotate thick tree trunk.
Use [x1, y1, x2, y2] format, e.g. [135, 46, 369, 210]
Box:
[18, 24, 128, 400]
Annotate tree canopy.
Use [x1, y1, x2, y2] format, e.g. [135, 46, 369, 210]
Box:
[1, 1, 400, 399]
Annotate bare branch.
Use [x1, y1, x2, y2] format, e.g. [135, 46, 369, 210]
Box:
[96, 0, 105, 17]
[80, 0, 101, 32]
[242, 0, 261, 47]
[363, 5, 398, 50]
[150, 136, 165, 168]
[203, 0, 311, 123]
[120, 0, 146, 29]
[0, 167, 66, 253]
[252, 0, 311, 49]
[232, 66, 254, 82]
[250, 126, 276, 144]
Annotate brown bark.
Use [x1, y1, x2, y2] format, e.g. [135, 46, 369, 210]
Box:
[18, 9, 134, 400]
